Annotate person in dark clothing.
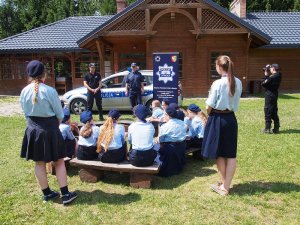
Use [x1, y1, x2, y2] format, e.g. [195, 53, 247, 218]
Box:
[83, 63, 104, 120]
[261, 64, 282, 134]
[125, 63, 145, 109]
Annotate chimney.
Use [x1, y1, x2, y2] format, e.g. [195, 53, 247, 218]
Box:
[116, 0, 127, 14]
[230, 0, 246, 18]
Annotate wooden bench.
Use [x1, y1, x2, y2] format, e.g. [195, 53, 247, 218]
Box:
[70, 158, 161, 189]
[47, 157, 71, 175]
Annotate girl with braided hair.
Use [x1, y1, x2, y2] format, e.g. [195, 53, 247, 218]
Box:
[97, 109, 127, 163]
[201, 55, 242, 196]
[20, 60, 77, 205]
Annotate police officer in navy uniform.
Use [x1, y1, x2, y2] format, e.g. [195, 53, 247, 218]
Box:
[125, 63, 145, 109]
[261, 64, 282, 134]
[83, 63, 104, 120]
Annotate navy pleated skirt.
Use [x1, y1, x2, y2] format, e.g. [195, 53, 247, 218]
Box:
[98, 144, 127, 163]
[21, 116, 66, 163]
[77, 145, 98, 160]
[158, 141, 186, 177]
[129, 148, 157, 167]
[201, 112, 238, 159]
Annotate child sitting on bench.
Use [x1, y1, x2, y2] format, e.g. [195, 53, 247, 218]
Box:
[77, 110, 100, 160]
[59, 108, 78, 158]
[128, 104, 157, 167]
[96, 109, 127, 163]
[186, 104, 207, 149]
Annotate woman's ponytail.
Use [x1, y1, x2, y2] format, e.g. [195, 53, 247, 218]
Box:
[80, 121, 93, 138]
[97, 117, 115, 153]
[33, 79, 39, 104]
[216, 55, 236, 96]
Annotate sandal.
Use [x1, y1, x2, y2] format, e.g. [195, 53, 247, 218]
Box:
[210, 184, 229, 196]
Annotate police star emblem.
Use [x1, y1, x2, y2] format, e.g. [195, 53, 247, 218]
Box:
[156, 64, 175, 84]
[171, 55, 177, 63]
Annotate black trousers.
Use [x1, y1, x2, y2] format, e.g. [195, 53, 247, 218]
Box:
[87, 91, 103, 118]
[264, 93, 280, 129]
[129, 92, 142, 109]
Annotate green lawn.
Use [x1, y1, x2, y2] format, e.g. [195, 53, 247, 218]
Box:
[0, 95, 299, 225]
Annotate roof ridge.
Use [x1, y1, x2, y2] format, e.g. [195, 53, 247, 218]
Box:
[0, 17, 73, 43]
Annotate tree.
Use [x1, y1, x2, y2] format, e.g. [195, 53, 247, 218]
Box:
[294, 0, 300, 10]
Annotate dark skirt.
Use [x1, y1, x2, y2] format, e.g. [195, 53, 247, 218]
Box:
[65, 139, 76, 158]
[21, 116, 66, 163]
[201, 112, 238, 159]
[77, 145, 98, 160]
[158, 141, 186, 177]
[98, 143, 127, 163]
[129, 148, 157, 167]
[186, 137, 203, 150]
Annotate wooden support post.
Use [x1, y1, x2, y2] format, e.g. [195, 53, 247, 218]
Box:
[130, 173, 153, 189]
[79, 169, 103, 183]
[96, 40, 105, 77]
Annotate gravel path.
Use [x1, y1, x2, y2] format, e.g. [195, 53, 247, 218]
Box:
[0, 102, 23, 116]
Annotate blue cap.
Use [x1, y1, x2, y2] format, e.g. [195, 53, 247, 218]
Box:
[62, 108, 71, 123]
[80, 110, 93, 124]
[131, 62, 137, 67]
[89, 63, 96, 67]
[188, 104, 201, 113]
[165, 106, 178, 118]
[176, 110, 185, 121]
[26, 60, 44, 77]
[108, 109, 121, 120]
[169, 103, 179, 110]
[134, 104, 148, 123]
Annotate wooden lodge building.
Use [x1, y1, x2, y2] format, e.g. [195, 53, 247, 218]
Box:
[0, 0, 299, 96]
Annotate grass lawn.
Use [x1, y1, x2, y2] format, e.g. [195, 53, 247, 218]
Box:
[0, 94, 299, 225]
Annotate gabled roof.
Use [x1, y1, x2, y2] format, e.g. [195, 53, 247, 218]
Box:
[0, 16, 113, 53]
[77, 0, 271, 46]
[244, 12, 300, 48]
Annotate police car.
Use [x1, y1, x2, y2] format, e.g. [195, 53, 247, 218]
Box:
[62, 70, 183, 114]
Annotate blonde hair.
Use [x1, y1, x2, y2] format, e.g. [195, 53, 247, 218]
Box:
[152, 100, 161, 108]
[80, 121, 93, 138]
[215, 55, 236, 96]
[97, 117, 115, 153]
[29, 74, 45, 104]
[198, 111, 208, 127]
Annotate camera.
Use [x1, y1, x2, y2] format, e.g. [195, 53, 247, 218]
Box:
[263, 64, 271, 72]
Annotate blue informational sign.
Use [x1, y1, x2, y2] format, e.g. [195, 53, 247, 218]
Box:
[153, 52, 179, 104]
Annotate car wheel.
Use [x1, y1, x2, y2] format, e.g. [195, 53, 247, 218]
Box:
[145, 99, 153, 115]
[70, 98, 87, 115]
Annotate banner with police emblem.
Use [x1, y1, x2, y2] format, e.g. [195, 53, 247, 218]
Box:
[153, 52, 179, 104]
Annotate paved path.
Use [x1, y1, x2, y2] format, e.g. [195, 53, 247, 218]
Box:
[0, 102, 23, 116]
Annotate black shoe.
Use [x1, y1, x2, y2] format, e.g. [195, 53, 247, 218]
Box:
[43, 190, 60, 202]
[272, 129, 279, 134]
[62, 192, 78, 205]
[261, 128, 272, 134]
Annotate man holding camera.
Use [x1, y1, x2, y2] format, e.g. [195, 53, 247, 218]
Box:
[261, 64, 282, 134]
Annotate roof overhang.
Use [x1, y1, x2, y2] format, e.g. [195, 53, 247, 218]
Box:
[77, 0, 271, 48]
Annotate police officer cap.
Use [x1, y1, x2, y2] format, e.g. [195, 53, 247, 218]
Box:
[131, 62, 137, 67]
[169, 103, 179, 110]
[165, 106, 178, 118]
[62, 108, 71, 123]
[26, 60, 44, 77]
[134, 104, 147, 123]
[188, 104, 201, 113]
[108, 109, 121, 120]
[89, 63, 96, 67]
[271, 64, 279, 69]
[80, 110, 93, 124]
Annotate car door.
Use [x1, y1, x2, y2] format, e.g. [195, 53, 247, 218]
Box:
[101, 75, 128, 110]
